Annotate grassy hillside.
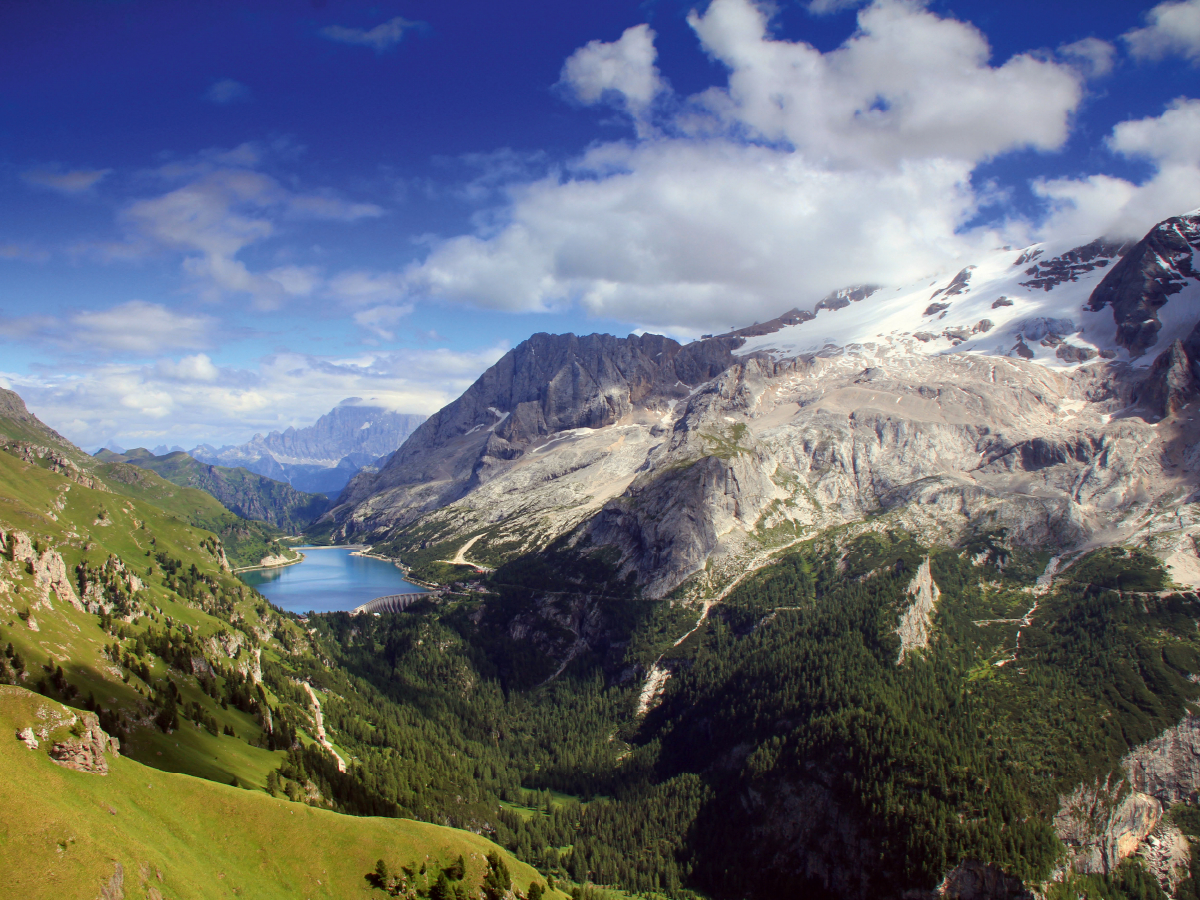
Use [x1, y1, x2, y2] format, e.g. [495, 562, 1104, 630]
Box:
[92, 457, 298, 569]
[96, 448, 330, 534]
[0, 419, 563, 899]
[0, 686, 551, 900]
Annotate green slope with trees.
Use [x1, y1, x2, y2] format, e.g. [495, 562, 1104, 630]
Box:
[95, 447, 330, 534]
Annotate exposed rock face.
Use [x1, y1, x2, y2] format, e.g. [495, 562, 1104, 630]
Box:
[936, 860, 1034, 900]
[8, 530, 83, 611]
[300, 681, 345, 773]
[16, 726, 38, 749]
[325, 332, 738, 541]
[1054, 777, 1162, 875]
[1087, 214, 1200, 357]
[895, 558, 941, 663]
[98, 862, 125, 900]
[48, 712, 119, 775]
[1133, 324, 1200, 419]
[1137, 824, 1191, 897]
[1019, 237, 1127, 291]
[327, 212, 1200, 602]
[1124, 712, 1200, 803]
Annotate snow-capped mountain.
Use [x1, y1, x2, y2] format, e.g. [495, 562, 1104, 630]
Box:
[324, 209, 1200, 596]
[733, 211, 1200, 370]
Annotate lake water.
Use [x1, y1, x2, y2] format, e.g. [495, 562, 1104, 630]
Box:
[239, 546, 427, 614]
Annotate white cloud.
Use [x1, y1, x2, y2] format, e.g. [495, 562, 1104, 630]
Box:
[1058, 37, 1116, 78]
[807, 0, 868, 14]
[22, 167, 111, 194]
[400, 0, 1085, 333]
[1124, 0, 1200, 63]
[1109, 96, 1200, 166]
[116, 152, 383, 309]
[0, 243, 50, 263]
[687, 0, 1081, 165]
[352, 304, 415, 341]
[0, 301, 216, 354]
[328, 270, 408, 306]
[1035, 98, 1200, 239]
[560, 24, 665, 116]
[320, 16, 417, 53]
[205, 78, 251, 104]
[0, 344, 507, 450]
[72, 301, 216, 354]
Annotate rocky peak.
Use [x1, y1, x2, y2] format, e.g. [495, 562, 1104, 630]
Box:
[0, 386, 37, 423]
[1087, 213, 1200, 357]
[328, 331, 739, 534]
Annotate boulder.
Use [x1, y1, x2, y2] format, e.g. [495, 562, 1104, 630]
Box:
[48, 712, 119, 775]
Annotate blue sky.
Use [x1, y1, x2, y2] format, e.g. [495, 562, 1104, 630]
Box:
[1, 0, 1198, 450]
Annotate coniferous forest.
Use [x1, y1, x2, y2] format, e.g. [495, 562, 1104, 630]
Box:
[278, 532, 1200, 900]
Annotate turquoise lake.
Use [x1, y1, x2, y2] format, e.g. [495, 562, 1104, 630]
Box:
[239, 546, 427, 614]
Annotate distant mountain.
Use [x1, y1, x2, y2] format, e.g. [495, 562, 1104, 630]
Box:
[191, 400, 425, 496]
[93, 448, 330, 534]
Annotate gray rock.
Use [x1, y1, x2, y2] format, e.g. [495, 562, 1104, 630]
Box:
[1087, 213, 1200, 357]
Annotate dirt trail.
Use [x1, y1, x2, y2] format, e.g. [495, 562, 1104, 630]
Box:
[437, 534, 493, 571]
[300, 682, 346, 773]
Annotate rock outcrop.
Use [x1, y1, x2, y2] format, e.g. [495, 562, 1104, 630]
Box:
[1054, 776, 1162, 875]
[1124, 712, 1200, 803]
[8, 530, 83, 611]
[1133, 324, 1200, 420]
[936, 860, 1034, 900]
[895, 558, 941, 663]
[48, 712, 119, 775]
[324, 331, 738, 542]
[1087, 213, 1200, 357]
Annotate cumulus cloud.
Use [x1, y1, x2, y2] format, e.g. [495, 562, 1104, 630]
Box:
[399, 0, 1086, 332]
[1035, 98, 1200, 239]
[114, 149, 382, 309]
[204, 78, 251, 104]
[0, 343, 507, 450]
[1058, 37, 1116, 78]
[22, 167, 111, 194]
[560, 24, 665, 116]
[687, 0, 1081, 165]
[1124, 0, 1200, 63]
[320, 16, 418, 53]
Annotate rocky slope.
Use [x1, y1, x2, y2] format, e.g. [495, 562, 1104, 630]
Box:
[323, 211, 1200, 601]
[192, 400, 425, 496]
[94, 448, 330, 533]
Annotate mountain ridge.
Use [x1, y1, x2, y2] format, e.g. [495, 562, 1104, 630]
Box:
[192, 400, 425, 497]
[94, 447, 330, 534]
[322, 211, 1200, 599]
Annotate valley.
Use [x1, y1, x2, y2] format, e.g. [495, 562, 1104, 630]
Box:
[4, 211, 1200, 900]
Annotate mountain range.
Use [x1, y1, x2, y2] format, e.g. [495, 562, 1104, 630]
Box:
[6, 209, 1200, 900]
[324, 212, 1200, 593]
[191, 400, 426, 497]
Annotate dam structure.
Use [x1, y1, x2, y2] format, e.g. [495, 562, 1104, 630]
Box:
[351, 590, 437, 615]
